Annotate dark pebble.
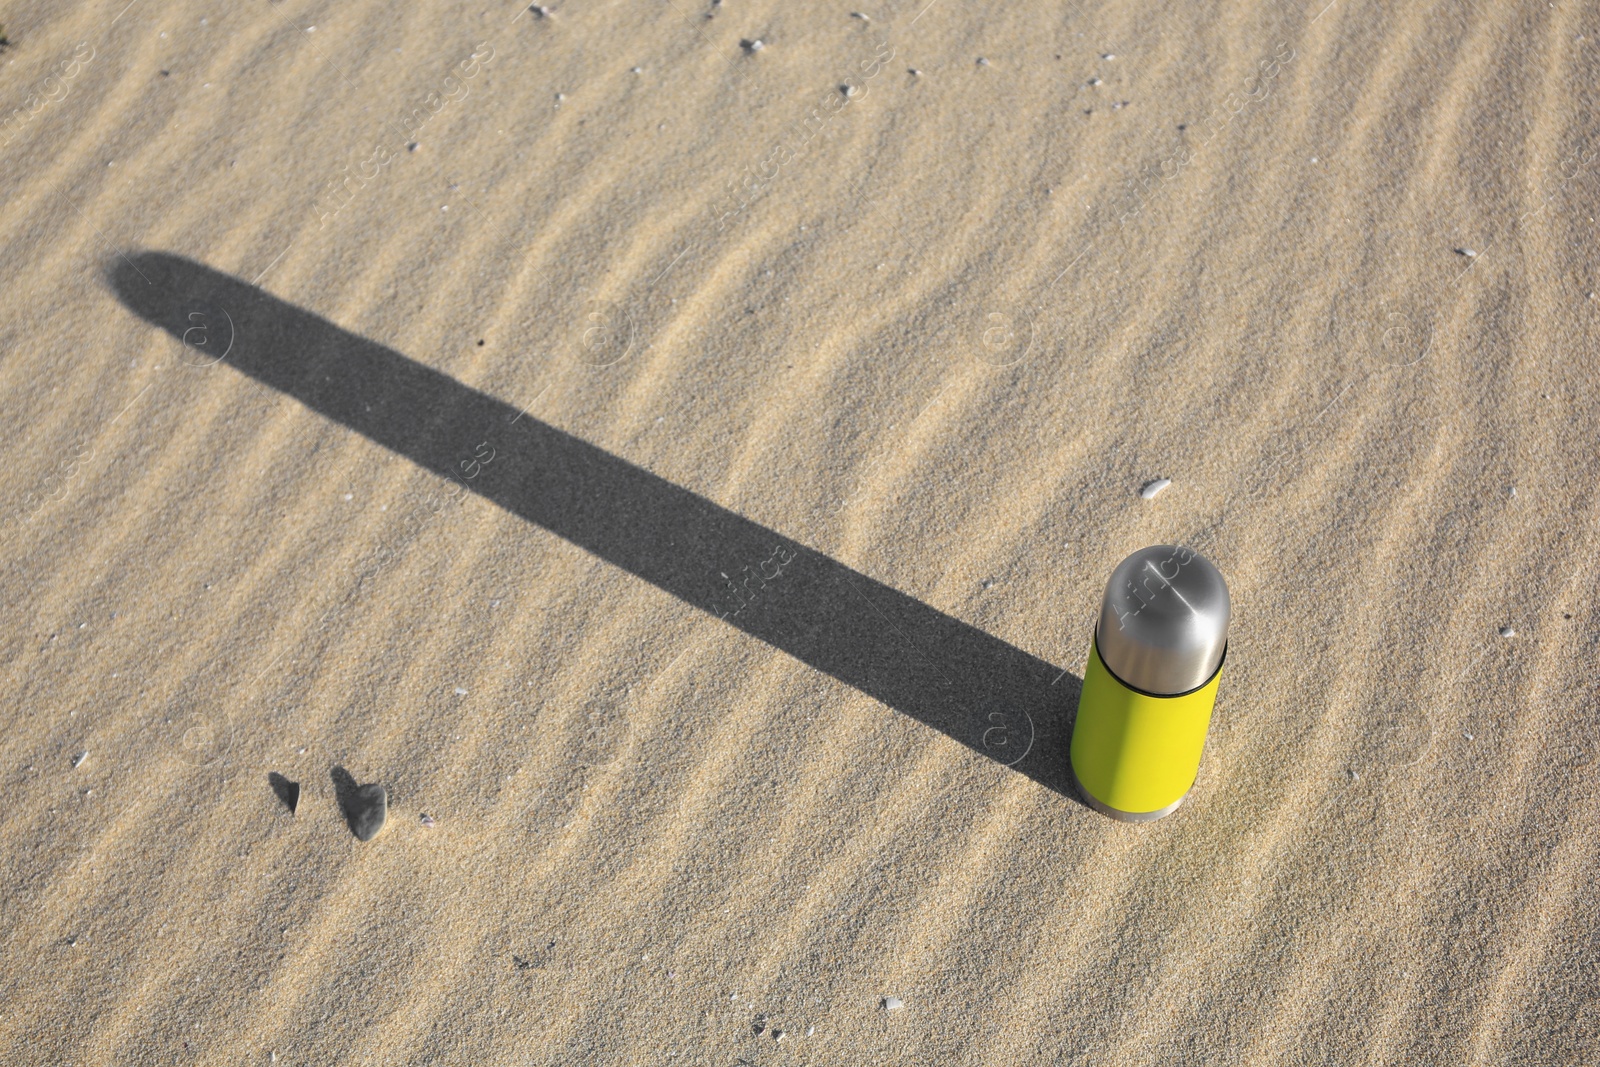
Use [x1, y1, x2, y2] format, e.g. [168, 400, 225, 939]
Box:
[348, 783, 388, 841]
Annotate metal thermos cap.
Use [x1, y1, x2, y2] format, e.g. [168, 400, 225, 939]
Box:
[1096, 545, 1230, 695]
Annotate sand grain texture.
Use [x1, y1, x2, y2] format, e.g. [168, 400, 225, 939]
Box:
[1, 0, 1597, 1064]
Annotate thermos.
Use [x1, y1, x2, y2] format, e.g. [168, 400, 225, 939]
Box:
[1069, 545, 1230, 821]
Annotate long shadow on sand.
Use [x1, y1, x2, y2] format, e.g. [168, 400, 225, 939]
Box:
[111, 252, 1084, 801]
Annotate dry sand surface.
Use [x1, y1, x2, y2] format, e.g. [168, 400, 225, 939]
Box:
[2, 0, 1598, 1063]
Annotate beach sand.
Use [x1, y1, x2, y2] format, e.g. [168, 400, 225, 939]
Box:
[1, 0, 1597, 1063]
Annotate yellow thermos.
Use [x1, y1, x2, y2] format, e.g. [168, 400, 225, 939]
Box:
[1069, 545, 1230, 821]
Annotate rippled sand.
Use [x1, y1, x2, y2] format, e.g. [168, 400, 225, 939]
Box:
[2, 0, 1597, 1063]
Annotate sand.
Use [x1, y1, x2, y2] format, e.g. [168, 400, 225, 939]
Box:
[2, 0, 1598, 1063]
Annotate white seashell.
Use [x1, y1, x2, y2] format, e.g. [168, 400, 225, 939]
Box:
[1139, 477, 1172, 499]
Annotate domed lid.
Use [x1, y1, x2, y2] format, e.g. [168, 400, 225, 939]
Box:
[1096, 545, 1229, 695]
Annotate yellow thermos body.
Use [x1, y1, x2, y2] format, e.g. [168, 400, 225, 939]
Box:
[1069, 545, 1230, 822]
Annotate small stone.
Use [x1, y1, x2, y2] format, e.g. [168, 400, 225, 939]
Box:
[346, 783, 388, 842]
[420, 813, 436, 827]
[529, 4, 552, 16]
[71, 750, 88, 768]
[908, 67, 922, 76]
[1139, 477, 1172, 499]
[1088, 76, 1101, 86]
[631, 66, 642, 73]
[455, 687, 468, 695]
[806, 1026, 815, 1036]
[975, 56, 989, 66]
[772, 1029, 786, 1042]
[1102, 52, 1117, 59]
[1464, 732, 1474, 741]
[1456, 247, 1477, 257]
[407, 142, 419, 152]
[752, 1016, 767, 1035]
[850, 11, 870, 20]
[741, 38, 764, 53]
[841, 84, 856, 96]
[1498, 626, 1516, 638]
[882, 996, 903, 1011]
